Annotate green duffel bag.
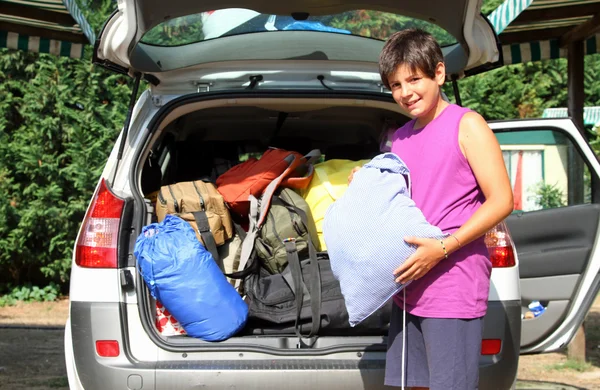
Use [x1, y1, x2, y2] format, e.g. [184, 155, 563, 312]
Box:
[254, 188, 321, 274]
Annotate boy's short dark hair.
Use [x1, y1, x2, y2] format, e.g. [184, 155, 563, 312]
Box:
[379, 28, 444, 89]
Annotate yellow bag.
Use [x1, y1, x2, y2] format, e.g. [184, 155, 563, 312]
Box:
[303, 159, 370, 250]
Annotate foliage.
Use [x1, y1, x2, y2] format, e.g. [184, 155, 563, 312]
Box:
[331, 11, 456, 46]
[546, 359, 593, 372]
[443, 59, 569, 120]
[0, 49, 131, 291]
[0, 0, 132, 295]
[77, 0, 117, 37]
[142, 13, 204, 46]
[533, 183, 567, 210]
[0, 282, 60, 306]
[481, 0, 506, 15]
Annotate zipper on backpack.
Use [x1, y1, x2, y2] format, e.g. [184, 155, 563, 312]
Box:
[192, 181, 206, 211]
[157, 190, 167, 205]
[167, 185, 180, 213]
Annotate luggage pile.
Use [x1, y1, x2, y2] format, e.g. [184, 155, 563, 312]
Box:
[135, 146, 389, 343]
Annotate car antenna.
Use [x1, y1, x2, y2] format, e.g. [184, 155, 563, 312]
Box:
[317, 75, 334, 90]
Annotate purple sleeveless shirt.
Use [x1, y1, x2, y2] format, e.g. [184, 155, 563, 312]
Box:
[391, 104, 491, 319]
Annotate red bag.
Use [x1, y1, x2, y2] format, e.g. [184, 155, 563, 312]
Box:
[155, 301, 186, 336]
[216, 148, 319, 218]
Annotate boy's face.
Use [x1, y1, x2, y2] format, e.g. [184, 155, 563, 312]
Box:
[388, 62, 446, 118]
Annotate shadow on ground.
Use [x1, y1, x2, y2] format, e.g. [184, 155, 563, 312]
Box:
[517, 380, 589, 390]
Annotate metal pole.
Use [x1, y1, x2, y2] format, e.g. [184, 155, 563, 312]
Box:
[567, 41, 585, 207]
[566, 40, 586, 363]
[567, 41, 586, 140]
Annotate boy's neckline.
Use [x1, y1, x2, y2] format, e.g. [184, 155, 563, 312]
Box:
[411, 102, 452, 131]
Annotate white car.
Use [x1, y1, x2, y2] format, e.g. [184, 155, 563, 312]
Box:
[64, 0, 600, 389]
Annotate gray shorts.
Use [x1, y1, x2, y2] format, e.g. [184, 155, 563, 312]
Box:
[385, 303, 484, 389]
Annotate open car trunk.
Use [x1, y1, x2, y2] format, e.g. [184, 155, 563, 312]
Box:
[136, 93, 410, 351]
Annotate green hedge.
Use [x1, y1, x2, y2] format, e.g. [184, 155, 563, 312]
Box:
[0, 48, 131, 293]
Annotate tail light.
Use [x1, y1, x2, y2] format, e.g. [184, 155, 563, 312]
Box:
[484, 221, 516, 268]
[481, 339, 502, 355]
[75, 179, 125, 268]
[96, 340, 120, 357]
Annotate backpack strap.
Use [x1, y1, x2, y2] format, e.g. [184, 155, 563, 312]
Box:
[191, 211, 223, 272]
[222, 222, 254, 280]
[272, 195, 321, 343]
[304, 149, 322, 165]
[281, 149, 322, 190]
[277, 198, 321, 342]
[234, 153, 302, 289]
[283, 237, 321, 346]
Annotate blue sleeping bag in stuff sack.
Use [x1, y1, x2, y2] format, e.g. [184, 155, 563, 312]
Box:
[133, 215, 248, 341]
[323, 153, 446, 326]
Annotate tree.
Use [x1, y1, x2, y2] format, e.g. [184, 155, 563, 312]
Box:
[0, 0, 130, 292]
[331, 10, 455, 46]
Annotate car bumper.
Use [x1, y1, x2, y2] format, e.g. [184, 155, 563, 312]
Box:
[67, 300, 520, 390]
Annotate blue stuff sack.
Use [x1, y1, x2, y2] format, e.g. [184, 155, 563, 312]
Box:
[134, 215, 248, 341]
[323, 153, 445, 326]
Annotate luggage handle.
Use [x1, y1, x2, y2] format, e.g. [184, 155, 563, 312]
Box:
[224, 254, 258, 280]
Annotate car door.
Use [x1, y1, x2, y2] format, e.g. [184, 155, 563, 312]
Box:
[489, 118, 600, 354]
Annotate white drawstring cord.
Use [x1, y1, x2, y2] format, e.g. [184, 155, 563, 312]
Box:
[401, 288, 406, 390]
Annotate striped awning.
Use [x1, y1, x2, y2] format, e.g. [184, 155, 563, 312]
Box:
[488, 0, 600, 65]
[0, 0, 95, 58]
[488, 0, 535, 34]
[542, 106, 600, 125]
[501, 33, 600, 64]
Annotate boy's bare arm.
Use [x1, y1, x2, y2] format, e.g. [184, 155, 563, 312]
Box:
[394, 112, 513, 283]
[452, 111, 514, 249]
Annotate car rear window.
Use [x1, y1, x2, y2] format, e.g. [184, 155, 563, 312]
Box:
[141, 8, 457, 47]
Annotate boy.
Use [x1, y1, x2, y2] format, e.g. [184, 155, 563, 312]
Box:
[352, 28, 513, 389]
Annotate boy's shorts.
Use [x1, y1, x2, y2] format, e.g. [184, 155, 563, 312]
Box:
[385, 303, 484, 389]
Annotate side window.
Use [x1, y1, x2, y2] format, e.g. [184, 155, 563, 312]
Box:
[495, 129, 591, 212]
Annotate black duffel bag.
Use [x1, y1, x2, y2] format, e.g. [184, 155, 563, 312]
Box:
[240, 202, 390, 344]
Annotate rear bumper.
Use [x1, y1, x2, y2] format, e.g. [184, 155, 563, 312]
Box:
[67, 302, 156, 390]
[480, 300, 522, 390]
[67, 300, 520, 390]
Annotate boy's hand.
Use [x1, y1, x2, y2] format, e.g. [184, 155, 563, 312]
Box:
[393, 236, 446, 283]
[348, 166, 361, 184]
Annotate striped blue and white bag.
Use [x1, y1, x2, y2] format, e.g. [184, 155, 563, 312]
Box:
[322, 153, 445, 326]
